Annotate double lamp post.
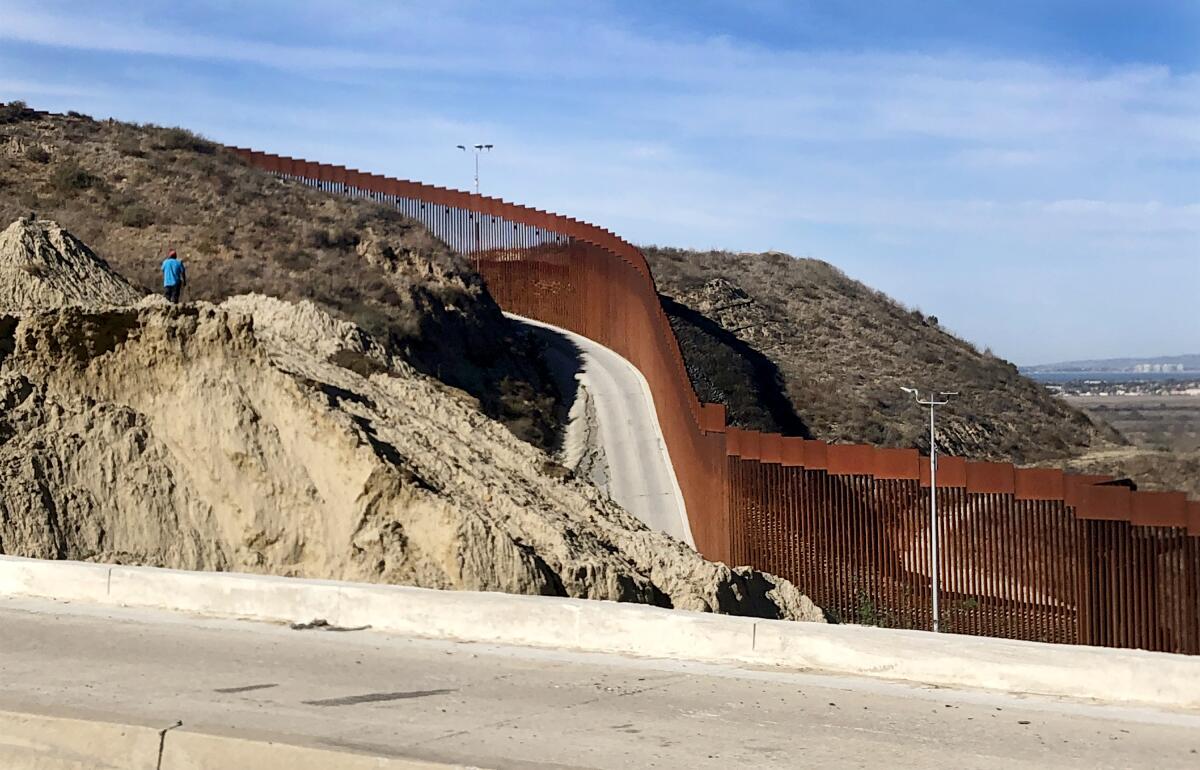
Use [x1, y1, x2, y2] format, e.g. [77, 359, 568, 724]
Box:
[901, 387, 958, 633]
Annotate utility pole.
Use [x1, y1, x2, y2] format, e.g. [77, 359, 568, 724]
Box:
[456, 143, 493, 195]
[901, 387, 959, 633]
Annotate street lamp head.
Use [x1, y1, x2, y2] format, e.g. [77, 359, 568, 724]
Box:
[940, 391, 959, 397]
[900, 386, 918, 395]
[456, 145, 466, 151]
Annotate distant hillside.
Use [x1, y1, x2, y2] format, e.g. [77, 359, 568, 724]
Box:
[0, 103, 563, 447]
[642, 246, 1123, 464]
[1024, 354, 1200, 373]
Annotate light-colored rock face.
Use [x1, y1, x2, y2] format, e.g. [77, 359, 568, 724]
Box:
[0, 219, 822, 622]
[0, 218, 144, 312]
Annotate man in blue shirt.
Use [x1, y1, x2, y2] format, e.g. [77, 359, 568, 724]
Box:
[161, 249, 187, 303]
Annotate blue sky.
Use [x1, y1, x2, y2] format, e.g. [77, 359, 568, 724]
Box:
[1, 1, 1196, 365]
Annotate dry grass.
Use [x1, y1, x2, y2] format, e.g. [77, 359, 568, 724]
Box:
[1064, 448, 1200, 498]
[1068, 394, 1200, 454]
[0, 106, 564, 448]
[643, 246, 1123, 464]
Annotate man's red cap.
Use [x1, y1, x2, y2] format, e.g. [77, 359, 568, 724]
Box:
[168, 249, 177, 256]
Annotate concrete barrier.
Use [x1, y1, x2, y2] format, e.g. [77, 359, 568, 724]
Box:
[335, 581, 583, 648]
[107, 566, 344, 625]
[3, 555, 1199, 710]
[0, 710, 160, 770]
[750, 617, 1200, 707]
[0, 710, 462, 770]
[0, 558, 112, 605]
[162, 730, 457, 769]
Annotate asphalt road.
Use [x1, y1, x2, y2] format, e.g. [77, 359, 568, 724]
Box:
[2, 596, 1197, 769]
[508, 314, 692, 545]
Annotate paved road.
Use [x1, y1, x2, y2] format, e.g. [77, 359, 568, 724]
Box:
[2, 597, 1197, 769]
[509, 314, 692, 545]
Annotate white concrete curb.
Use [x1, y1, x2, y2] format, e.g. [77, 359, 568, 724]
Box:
[3, 555, 1199, 710]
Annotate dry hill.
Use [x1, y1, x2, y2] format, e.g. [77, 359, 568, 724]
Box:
[0, 102, 561, 448]
[643, 246, 1122, 464]
[0, 216, 821, 621]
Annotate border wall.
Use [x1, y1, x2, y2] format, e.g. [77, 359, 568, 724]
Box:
[229, 147, 1200, 654]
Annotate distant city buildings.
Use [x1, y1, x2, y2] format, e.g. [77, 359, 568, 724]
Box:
[1132, 363, 1186, 373]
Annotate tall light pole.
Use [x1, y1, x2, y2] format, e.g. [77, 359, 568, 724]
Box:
[901, 387, 959, 633]
[456, 143, 493, 195]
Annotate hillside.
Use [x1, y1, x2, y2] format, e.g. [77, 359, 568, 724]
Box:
[0, 216, 821, 621]
[0, 103, 561, 448]
[642, 246, 1122, 464]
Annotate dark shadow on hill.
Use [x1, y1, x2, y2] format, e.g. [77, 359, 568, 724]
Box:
[660, 294, 811, 438]
[380, 306, 575, 454]
[491, 319, 584, 457]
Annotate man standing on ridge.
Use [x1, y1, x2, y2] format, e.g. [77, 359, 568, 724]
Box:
[161, 248, 186, 304]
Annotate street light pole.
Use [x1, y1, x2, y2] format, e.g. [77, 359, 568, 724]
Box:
[456, 143, 494, 195]
[901, 387, 958, 633]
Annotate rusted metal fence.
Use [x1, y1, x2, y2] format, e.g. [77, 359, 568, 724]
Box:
[230, 146, 1200, 654]
[726, 432, 1199, 651]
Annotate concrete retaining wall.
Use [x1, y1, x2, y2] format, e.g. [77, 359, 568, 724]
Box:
[3, 555, 1199, 710]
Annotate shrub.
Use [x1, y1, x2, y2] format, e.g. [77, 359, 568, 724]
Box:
[156, 126, 215, 154]
[116, 136, 145, 157]
[328, 349, 389, 378]
[50, 162, 101, 193]
[23, 145, 50, 164]
[0, 101, 35, 124]
[306, 225, 359, 251]
[118, 204, 154, 228]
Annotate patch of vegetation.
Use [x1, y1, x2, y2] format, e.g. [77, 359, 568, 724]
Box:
[0, 101, 37, 124]
[118, 203, 154, 229]
[23, 146, 50, 164]
[305, 225, 359, 251]
[854, 591, 886, 626]
[328, 349, 389, 379]
[154, 126, 216, 154]
[115, 135, 145, 158]
[49, 162, 102, 194]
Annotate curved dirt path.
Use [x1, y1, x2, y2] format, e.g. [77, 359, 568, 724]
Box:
[508, 314, 693, 547]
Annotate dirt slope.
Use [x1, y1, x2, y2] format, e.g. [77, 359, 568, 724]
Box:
[643, 247, 1122, 464]
[0, 219, 822, 621]
[0, 104, 561, 448]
